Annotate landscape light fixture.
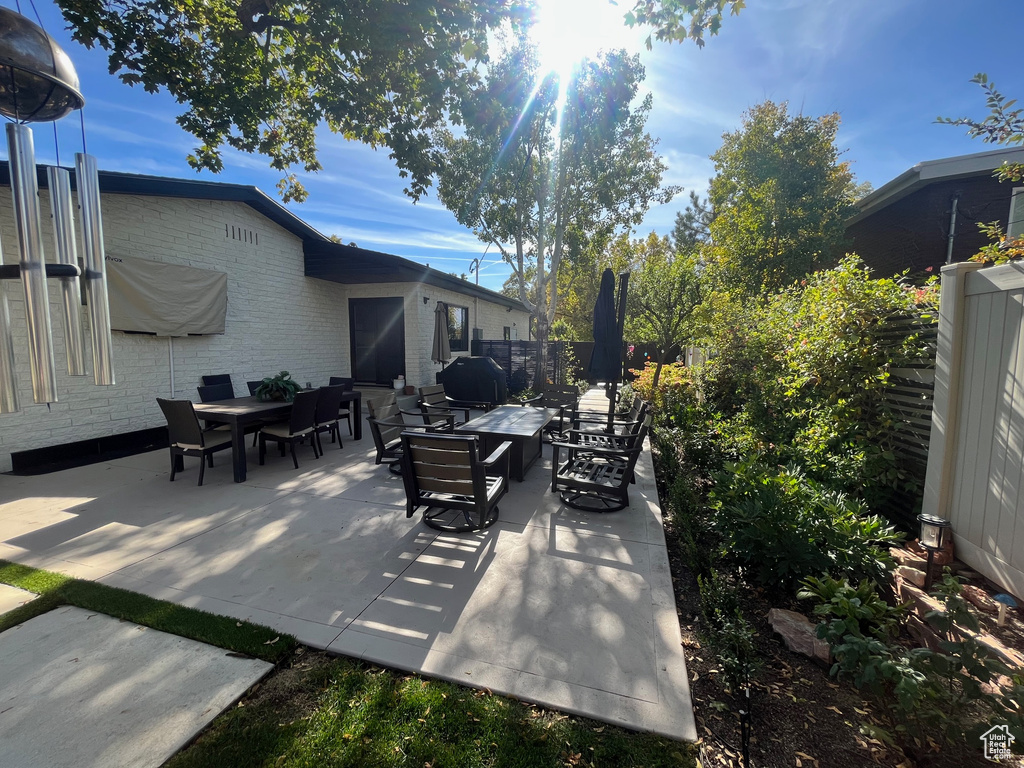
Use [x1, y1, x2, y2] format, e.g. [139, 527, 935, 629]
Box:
[917, 513, 951, 590]
[423, 296, 430, 305]
[0, 6, 115, 413]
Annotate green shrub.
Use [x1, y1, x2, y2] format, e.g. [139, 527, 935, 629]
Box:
[697, 570, 759, 693]
[798, 574, 904, 645]
[710, 460, 901, 592]
[806, 570, 1024, 750]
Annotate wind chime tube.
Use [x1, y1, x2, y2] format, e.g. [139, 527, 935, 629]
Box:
[47, 166, 86, 376]
[7, 123, 58, 404]
[75, 152, 115, 386]
[0, 273, 18, 414]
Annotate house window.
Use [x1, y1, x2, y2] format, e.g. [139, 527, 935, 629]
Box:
[1009, 187, 1024, 239]
[448, 304, 469, 351]
[503, 326, 511, 341]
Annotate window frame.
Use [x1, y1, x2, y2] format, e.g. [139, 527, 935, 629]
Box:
[447, 303, 469, 352]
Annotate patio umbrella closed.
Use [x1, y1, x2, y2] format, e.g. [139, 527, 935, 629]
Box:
[587, 269, 620, 382]
[431, 301, 452, 366]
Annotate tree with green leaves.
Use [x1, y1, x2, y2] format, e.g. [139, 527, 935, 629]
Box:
[434, 45, 675, 387]
[624, 232, 703, 388]
[706, 100, 856, 295]
[671, 190, 714, 253]
[56, 0, 526, 201]
[625, 0, 747, 48]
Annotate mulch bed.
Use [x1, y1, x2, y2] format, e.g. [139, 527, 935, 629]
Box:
[656, 472, 1024, 767]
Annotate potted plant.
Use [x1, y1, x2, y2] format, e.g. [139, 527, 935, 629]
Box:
[393, 374, 405, 391]
[254, 371, 301, 402]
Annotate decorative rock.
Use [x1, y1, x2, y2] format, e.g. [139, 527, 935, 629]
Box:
[896, 565, 926, 589]
[907, 538, 954, 566]
[962, 585, 1000, 614]
[889, 547, 928, 569]
[975, 633, 1024, 670]
[899, 582, 945, 619]
[767, 609, 831, 665]
[907, 615, 941, 652]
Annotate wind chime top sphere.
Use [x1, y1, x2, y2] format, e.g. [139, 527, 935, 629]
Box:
[0, 6, 84, 123]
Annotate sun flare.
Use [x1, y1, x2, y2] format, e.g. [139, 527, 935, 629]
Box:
[530, 0, 644, 82]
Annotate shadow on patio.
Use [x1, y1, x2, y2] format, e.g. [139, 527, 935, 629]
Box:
[0, 411, 695, 741]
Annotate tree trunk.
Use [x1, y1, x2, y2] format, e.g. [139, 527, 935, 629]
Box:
[533, 316, 549, 389]
[651, 348, 667, 389]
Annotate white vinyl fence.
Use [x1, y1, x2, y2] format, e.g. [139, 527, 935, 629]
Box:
[923, 261, 1024, 599]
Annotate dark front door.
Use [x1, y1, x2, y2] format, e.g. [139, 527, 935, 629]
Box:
[350, 297, 405, 385]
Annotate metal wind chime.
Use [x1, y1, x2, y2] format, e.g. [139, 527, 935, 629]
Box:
[0, 5, 114, 413]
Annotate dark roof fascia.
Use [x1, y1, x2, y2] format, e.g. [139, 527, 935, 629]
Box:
[848, 147, 1024, 227]
[304, 240, 528, 312]
[0, 161, 329, 244]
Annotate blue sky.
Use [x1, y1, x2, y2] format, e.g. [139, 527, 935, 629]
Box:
[6, 0, 1023, 291]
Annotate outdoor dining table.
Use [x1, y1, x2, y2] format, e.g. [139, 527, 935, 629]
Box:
[193, 391, 362, 483]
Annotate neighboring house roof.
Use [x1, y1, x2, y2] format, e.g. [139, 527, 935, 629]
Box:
[849, 146, 1024, 227]
[0, 161, 527, 312]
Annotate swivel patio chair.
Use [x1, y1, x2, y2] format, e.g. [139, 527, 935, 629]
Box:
[258, 389, 320, 469]
[367, 393, 452, 474]
[399, 431, 511, 532]
[550, 421, 649, 513]
[418, 383, 489, 428]
[313, 384, 346, 454]
[157, 397, 234, 486]
[520, 383, 581, 442]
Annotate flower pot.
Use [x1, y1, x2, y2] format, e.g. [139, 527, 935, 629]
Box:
[393, 378, 404, 390]
[404, 385, 415, 395]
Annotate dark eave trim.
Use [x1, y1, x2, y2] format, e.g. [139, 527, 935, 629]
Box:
[304, 240, 528, 311]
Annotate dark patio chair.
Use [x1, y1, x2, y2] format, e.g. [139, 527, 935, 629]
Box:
[247, 380, 261, 396]
[197, 382, 233, 402]
[313, 385, 345, 454]
[550, 420, 649, 513]
[328, 377, 355, 435]
[418, 383, 489, 428]
[520, 383, 581, 441]
[571, 395, 649, 435]
[399, 431, 511, 532]
[201, 374, 234, 398]
[367, 393, 452, 474]
[258, 389, 320, 469]
[157, 397, 234, 486]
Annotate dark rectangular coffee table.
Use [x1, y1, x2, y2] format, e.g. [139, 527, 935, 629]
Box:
[455, 405, 558, 481]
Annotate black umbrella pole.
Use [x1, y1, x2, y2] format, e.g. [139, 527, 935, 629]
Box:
[607, 271, 629, 433]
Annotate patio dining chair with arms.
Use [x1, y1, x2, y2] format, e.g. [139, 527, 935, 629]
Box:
[157, 398, 234, 486]
[520, 383, 581, 442]
[200, 381, 267, 445]
[550, 420, 649, 513]
[258, 389, 320, 469]
[399, 431, 511, 532]
[368, 392, 453, 474]
[313, 385, 345, 454]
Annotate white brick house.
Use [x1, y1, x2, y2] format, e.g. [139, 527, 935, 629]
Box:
[0, 165, 530, 472]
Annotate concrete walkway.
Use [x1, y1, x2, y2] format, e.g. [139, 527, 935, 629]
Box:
[0, 390, 695, 741]
[0, 605, 271, 768]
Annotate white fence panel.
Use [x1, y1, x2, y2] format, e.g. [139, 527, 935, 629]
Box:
[923, 261, 1024, 599]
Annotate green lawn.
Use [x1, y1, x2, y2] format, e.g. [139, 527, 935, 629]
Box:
[0, 561, 695, 767]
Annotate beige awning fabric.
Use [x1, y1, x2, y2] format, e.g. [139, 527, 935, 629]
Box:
[106, 255, 228, 336]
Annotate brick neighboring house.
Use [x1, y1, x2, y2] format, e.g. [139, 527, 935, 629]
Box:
[845, 147, 1024, 278]
[0, 164, 529, 473]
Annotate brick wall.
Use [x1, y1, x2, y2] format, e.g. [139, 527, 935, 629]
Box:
[342, 281, 530, 390]
[0, 186, 529, 470]
[0, 188, 348, 471]
[846, 176, 1015, 277]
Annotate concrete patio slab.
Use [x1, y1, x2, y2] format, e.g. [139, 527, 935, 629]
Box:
[0, 606, 271, 768]
[0, 389, 696, 742]
[0, 582, 35, 616]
